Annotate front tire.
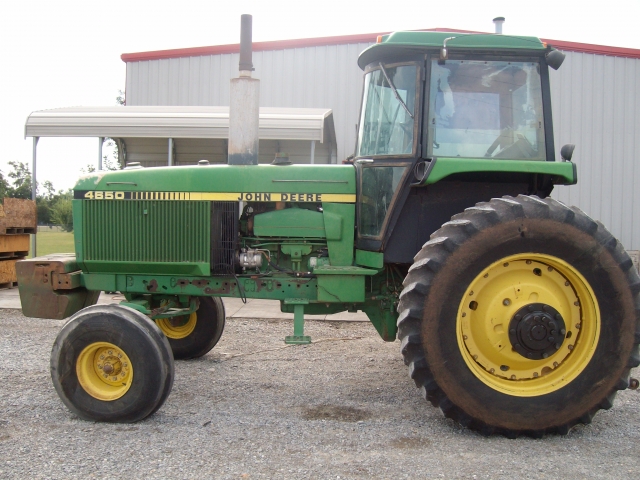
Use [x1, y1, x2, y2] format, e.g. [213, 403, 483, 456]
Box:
[398, 195, 640, 437]
[155, 297, 226, 359]
[51, 305, 175, 423]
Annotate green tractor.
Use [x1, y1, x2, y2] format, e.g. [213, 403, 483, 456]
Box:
[18, 27, 639, 437]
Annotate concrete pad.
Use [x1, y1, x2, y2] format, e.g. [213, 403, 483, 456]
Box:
[0, 287, 369, 323]
[221, 298, 245, 317]
[325, 310, 369, 322]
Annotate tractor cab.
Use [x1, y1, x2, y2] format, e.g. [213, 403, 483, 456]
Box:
[352, 32, 570, 258]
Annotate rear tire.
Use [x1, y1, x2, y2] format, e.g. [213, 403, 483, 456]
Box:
[397, 195, 640, 437]
[51, 305, 175, 422]
[155, 297, 226, 359]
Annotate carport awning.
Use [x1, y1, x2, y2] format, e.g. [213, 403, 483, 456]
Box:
[24, 106, 335, 144]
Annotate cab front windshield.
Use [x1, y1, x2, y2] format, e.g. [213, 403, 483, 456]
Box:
[428, 59, 546, 160]
[356, 64, 417, 157]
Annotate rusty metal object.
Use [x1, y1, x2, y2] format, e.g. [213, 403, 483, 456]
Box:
[15, 255, 99, 320]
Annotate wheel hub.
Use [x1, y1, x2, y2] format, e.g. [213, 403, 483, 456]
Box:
[76, 342, 134, 401]
[508, 303, 566, 360]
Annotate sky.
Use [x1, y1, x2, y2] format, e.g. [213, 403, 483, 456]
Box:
[1, 0, 639, 192]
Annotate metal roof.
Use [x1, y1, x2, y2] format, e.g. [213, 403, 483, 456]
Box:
[24, 106, 335, 144]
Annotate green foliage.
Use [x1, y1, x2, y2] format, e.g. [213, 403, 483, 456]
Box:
[50, 194, 74, 232]
[6, 161, 33, 199]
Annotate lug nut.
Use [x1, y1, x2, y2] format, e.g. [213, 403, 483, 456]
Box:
[568, 345, 574, 351]
[503, 299, 511, 306]
[629, 378, 639, 390]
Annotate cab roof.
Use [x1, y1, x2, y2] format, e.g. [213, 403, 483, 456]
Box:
[358, 31, 546, 69]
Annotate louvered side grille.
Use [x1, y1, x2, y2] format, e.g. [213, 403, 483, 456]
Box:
[83, 200, 210, 264]
[211, 201, 239, 274]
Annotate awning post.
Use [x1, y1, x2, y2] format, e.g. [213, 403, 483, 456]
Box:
[310, 140, 316, 164]
[168, 138, 173, 166]
[98, 137, 104, 170]
[31, 137, 39, 257]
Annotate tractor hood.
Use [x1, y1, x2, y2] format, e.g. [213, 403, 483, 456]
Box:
[74, 164, 356, 201]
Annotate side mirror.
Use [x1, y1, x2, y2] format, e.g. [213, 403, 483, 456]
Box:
[561, 144, 575, 162]
[546, 49, 566, 70]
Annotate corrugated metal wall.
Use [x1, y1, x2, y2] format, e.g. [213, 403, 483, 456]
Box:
[549, 53, 640, 250]
[126, 46, 640, 249]
[126, 43, 370, 163]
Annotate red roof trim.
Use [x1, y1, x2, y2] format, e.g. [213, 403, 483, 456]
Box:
[539, 38, 640, 58]
[121, 28, 640, 63]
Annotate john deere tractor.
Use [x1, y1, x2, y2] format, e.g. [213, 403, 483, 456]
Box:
[18, 25, 639, 437]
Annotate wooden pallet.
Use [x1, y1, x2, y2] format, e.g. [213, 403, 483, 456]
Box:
[0, 198, 36, 235]
[0, 258, 21, 286]
[0, 234, 30, 260]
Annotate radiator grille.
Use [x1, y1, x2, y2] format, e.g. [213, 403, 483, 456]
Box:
[211, 201, 238, 274]
[83, 200, 211, 264]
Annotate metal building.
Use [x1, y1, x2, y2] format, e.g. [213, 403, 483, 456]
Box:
[121, 30, 640, 250]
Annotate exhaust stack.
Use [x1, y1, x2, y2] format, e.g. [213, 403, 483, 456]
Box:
[228, 14, 260, 165]
[493, 17, 505, 34]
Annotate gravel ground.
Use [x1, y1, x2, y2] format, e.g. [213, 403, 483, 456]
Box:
[1, 308, 639, 479]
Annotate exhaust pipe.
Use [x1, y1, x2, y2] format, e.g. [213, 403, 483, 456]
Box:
[228, 14, 260, 165]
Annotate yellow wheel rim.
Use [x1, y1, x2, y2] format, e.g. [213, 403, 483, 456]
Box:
[457, 253, 600, 397]
[156, 312, 197, 339]
[76, 342, 134, 401]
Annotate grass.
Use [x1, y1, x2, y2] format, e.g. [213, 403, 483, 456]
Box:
[34, 231, 75, 256]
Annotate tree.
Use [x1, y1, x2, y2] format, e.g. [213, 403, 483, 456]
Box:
[50, 193, 73, 232]
[6, 161, 33, 199]
[0, 172, 9, 200]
